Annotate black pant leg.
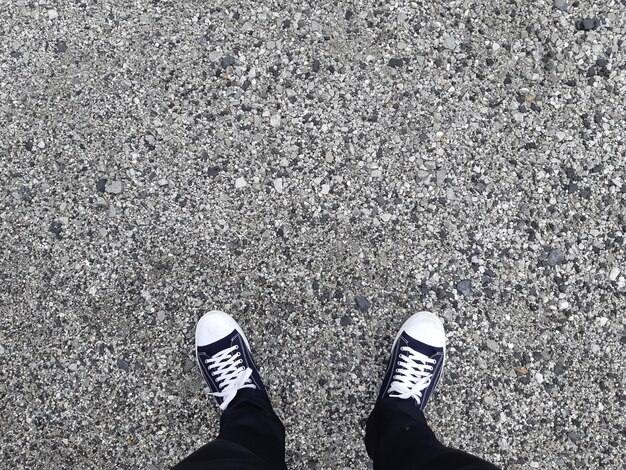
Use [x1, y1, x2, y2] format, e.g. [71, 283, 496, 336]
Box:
[172, 440, 274, 470]
[365, 398, 499, 470]
[173, 389, 287, 470]
[217, 389, 287, 470]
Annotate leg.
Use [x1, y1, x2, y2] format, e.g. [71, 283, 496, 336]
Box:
[365, 311, 499, 470]
[173, 311, 287, 470]
[173, 390, 285, 470]
[366, 398, 498, 470]
[216, 389, 286, 470]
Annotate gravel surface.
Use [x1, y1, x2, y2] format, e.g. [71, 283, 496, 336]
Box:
[1, 1, 625, 469]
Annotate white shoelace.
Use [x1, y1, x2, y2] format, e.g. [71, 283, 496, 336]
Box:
[205, 345, 256, 410]
[388, 346, 436, 405]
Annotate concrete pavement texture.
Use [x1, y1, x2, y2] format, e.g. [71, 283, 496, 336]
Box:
[1, 0, 625, 468]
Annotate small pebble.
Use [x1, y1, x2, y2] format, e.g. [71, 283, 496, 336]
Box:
[596, 58, 609, 68]
[355, 296, 370, 311]
[221, 55, 236, 67]
[499, 439, 509, 451]
[609, 267, 620, 281]
[235, 177, 247, 188]
[443, 37, 457, 50]
[48, 9, 59, 19]
[270, 115, 281, 127]
[535, 372, 544, 384]
[486, 339, 499, 351]
[515, 367, 529, 376]
[274, 178, 283, 193]
[96, 178, 107, 192]
[340, 315, 352, 326]
[546, 249, 565, 266]
[576, 18, 600, 31]
[49, 221, 63, 236]
[456, 280, 472, 296]
[105, 180, 123, 194]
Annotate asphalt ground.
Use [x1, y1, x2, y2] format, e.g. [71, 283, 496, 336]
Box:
[1, 0, 625, 468]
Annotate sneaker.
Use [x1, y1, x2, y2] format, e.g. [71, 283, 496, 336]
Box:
[195, 310, 267, 410]
[376, 312, 446, 410]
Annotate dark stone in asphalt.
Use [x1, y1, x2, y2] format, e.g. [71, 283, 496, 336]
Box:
[355, 296, 370, 310]
[221, 55, 236, 67]
[594, 113, 603, 124]
[456, 280, 473, 296]
[576, 18, 600, 31]
[49, 222, 63, 236]
[96, 178, 107, 192]
[546, 249, 566, 266]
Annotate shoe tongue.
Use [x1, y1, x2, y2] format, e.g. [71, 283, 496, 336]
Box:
[400, 331, 444, 359]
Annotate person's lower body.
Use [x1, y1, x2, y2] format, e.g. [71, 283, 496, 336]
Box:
[173, 389, 286, 470]
[365, 397, 499, 470]
[173, 309, 499, 470]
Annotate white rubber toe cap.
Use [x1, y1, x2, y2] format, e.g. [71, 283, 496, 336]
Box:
[398, 311, 446, 348]
[195, 310, 249, 349]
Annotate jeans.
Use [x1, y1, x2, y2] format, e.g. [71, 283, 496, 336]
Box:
[173, 390, 499, 470]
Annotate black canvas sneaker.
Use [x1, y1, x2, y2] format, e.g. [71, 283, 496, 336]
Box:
[195, 310, 267, 411]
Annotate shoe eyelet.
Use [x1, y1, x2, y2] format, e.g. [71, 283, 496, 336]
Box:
[234, 345, 239, 350]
